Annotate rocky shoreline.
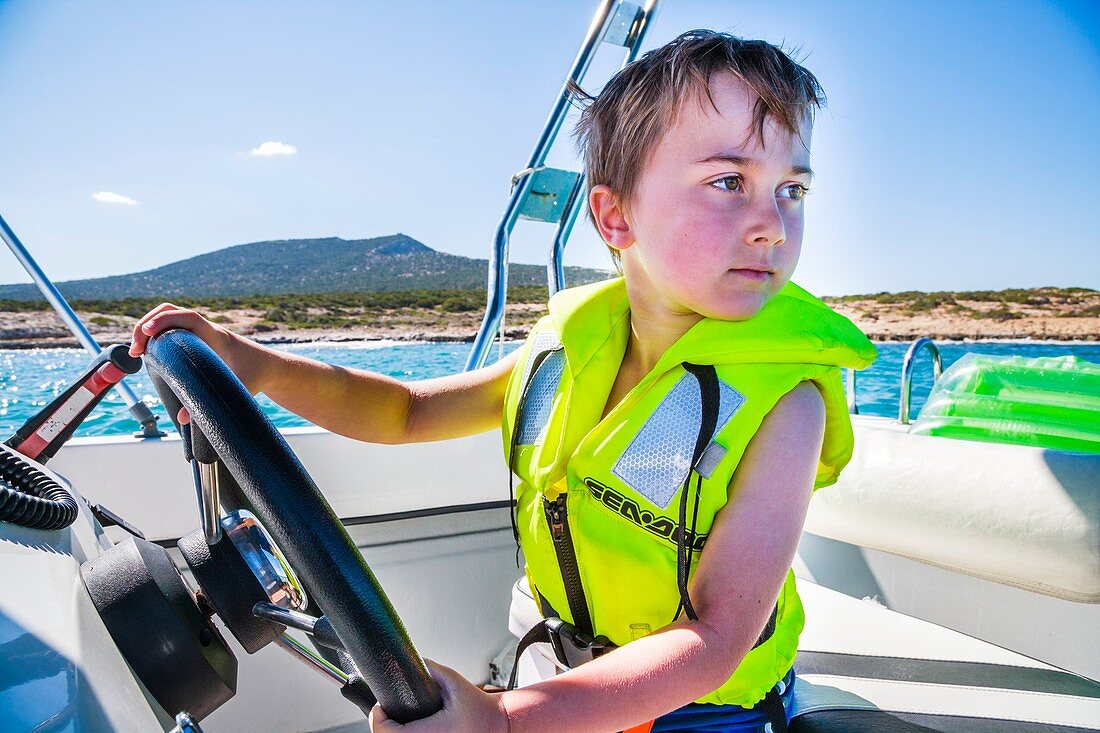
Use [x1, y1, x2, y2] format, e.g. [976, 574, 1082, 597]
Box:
[828, 298, 1100, 343]
[0, 294, 1095, 349]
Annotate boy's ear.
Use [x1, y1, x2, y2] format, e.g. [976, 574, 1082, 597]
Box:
[589, 185, 634, 250]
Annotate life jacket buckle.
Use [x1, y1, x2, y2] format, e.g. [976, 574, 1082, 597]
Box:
[545, 617, 613, 668]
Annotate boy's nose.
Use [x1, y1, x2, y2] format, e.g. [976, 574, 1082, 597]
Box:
[742, 198, 786, 247]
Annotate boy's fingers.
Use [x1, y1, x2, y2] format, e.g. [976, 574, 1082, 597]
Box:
[140, 310, 201, 334]
[177, 406, 190, 425]
[424, 658, 456, 680]
[136, 309, 213, 346]
[368, 703, 391, 728]
[366, 660, 454, 731]
[134, 302, 181, 332]
[422, 658, 465, 705]
[129, 302, 183, 356]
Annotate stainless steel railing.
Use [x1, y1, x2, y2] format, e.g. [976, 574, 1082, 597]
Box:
[899, 337, 943, 424]
[0, 212, 162, 437]
[846, 368, 859, 414]
[548, 172, 588, 297]
[465, 0, 660, 370]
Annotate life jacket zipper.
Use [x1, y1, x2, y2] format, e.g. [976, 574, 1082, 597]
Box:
[544, 494, 595, 635]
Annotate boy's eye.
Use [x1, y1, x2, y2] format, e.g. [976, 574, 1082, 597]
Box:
[779, 183, 811, 200]
[711, 175, 743, 193]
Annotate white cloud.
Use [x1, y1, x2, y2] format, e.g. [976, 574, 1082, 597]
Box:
[92, 191, 139, 206]
[250, 141, 297, 157]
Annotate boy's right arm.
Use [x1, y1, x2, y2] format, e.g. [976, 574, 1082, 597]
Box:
[129, 303, 519, 444]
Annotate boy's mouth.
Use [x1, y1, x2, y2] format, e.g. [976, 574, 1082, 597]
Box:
[729, 266, 773, 281]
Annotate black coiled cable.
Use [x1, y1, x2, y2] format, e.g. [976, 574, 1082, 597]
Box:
[0, 447, 78, 530]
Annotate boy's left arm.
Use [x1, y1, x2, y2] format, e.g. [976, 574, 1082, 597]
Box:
[370, 380, 826, 733]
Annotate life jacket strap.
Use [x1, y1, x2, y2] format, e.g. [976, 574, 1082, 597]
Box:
[507, 615, 654, 733]
[760, 685, 789, 733]
[758, 603, 778, 648]
[675, 363, 722, 621]
[506, 615, 614, 690]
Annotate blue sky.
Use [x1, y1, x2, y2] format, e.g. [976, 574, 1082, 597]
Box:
[0, 0, 1097, 296]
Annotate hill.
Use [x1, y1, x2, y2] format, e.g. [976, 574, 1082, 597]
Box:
[0, 234, 611, 300]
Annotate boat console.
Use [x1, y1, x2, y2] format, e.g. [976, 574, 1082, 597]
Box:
[2, 331, 444, 730]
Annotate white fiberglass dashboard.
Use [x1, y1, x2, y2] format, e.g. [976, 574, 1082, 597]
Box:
[0, 468, 169, 732]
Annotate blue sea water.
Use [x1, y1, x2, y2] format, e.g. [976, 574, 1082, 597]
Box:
[0, 340, 1096, 439]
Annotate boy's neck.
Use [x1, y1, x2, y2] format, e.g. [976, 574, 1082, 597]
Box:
[601, 303, 701, 420]
[599, 279, 704, 420]
[616, 254, 707, 374]
[623, 295, 704, 375]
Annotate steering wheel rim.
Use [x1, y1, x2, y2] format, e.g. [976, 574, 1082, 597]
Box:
[144, 328, 442, 723]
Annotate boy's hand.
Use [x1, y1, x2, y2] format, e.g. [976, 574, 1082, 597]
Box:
[130, 302, 225, 357]
[368, 660, 508, 733]
[129, 303, 267, 396]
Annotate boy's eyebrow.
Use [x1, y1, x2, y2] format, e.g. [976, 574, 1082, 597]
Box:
[696, 153, 814, 179]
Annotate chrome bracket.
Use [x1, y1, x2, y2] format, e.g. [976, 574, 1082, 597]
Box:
[603, 2, 643, 46]
[517, 167, 582, 224]
[223, 510, 307, 610]
[276, 633, 349, 687]
[254, 601, 342, 651]
[170, 711, 204, 733]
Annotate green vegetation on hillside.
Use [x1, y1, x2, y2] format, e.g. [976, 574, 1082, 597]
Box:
[828, 287, 1097, 318]
[0, 286, 551, 330]
[1, 286, 1094, 334]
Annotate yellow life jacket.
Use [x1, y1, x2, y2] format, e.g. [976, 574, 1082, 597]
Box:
[502, 277, 876, 707]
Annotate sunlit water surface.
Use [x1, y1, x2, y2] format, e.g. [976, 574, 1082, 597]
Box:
[0, 340, 1096, 439]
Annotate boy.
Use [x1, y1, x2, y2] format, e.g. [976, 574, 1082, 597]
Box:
[132, 30, 874, 733]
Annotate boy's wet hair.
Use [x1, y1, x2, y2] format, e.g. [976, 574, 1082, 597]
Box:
[573, 29, 825, 262]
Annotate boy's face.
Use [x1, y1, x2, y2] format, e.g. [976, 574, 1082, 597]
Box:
[617, 72, 812, 322]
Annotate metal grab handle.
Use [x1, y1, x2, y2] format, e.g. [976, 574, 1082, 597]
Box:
[899, 337, 943, 424]
[465, 0, 660, 371]
[547, 1, 659, 297]
[846, 368, 858, 415]
[0, 212, 162, 437]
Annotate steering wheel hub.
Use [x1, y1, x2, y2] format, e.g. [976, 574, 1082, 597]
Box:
[223, 510, 306, 610]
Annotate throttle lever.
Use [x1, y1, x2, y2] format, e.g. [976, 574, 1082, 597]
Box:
[6, 343, 142, 463]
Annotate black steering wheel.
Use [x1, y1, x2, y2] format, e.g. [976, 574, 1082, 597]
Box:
[143, 328, 443, 724]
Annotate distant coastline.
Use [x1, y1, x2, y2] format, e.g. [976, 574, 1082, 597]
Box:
[0, 286, 1095, 349]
